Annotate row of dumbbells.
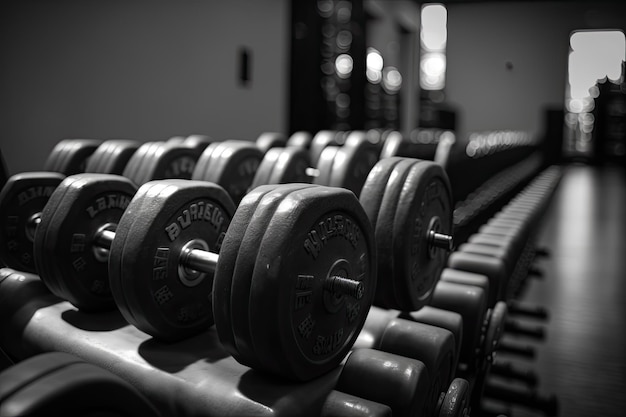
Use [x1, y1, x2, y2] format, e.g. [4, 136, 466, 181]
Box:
[0, 133, 471, 416]
[447, 166, 563, 416]
[0, 133, 536, 416]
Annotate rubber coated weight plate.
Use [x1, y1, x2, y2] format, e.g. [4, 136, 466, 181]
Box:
[212, 185, 282, 356]
[191, 140, 263, 205]
[361, 157, 414, 308]
[379, 131, 404, 159]
[310, 130, 346, 166]
[135, 141, 202, 185]
[109, 180, 235, 341]
[337, 348, 431, 417]
[190, 141, 222, 183]
[85, 139, 140, 174]
[249, 147, 311, 190]
[122, 141, 164, 185]
[230, 184, 318, 370]
[379, 318, 456, 417]
[321, 390, 393, 417]
[361, 157, 453, 311]
[248, 148, 281, 190]
[484, 301, 507, 361]
[256, 132, 287, 154]
[324, 134, 380, 197]
[32, 174, 83, 299]
[246, 185, 376, 381]
[43, 139, 102, 175]
[439, 378, 470, 417]
[33, 174, 137, 311]
[0, 172, 65, 273]
[286, 131, 313, 149]
[312, 146, 340, 187]
[184, 134, 216, 151]
[430, 281, 487, 372]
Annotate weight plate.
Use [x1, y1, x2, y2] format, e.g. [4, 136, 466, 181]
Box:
[268, 147, 312, 185]
[256, 132, 287, 154]
[107, 181, 159, 329]
[431, 281, 487, 372]
[399, 305, 463, 378]
[345, 130, 384, 156]
[246, 185, 376, 381]
[0, 172, 65, 273]
[230, 184, 318, 370]
[286, 131, 313, 149]
[184, 134, 216, 152]
[337, 348, 431, 417]
[109, 179, 235, 341]
[321, 390, 393, 417]
[43, 139, 102, 175]
[250, 147, 312, 190]
[122, 141, 164, 185]
[32, 174, 83, 299]
[191, 140, 263, 205]
[379, 318, 456, 417]
[139, 141, 202, 184]
[484, 301, 507, 361]
[248, 148, 278, 189]
[360, 157, 414, 308]
[213, 185, 279, 355]
[439, 378, 470, 417]
[33, 174, 137, 311]
[312, 146, 340, 188]
[361, 157, 453, 311]
[378, 131, 404, 159]
[167, 136, 186, 144]
[310, 130, 346, 166]
[84, 139, 140, 174]
[326, 134, 380, 197]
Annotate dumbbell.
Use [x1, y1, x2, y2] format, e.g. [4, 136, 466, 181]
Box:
[356, 312, 461, 417]
[378, 128, 455, 161]
[43, 138, 103, 175]
[122, 139, 207, 186]
[83, 139, 142, 175]
[193, 137, 454, 311]
[334, 347, 470, 417]
[1, 151, 455, 317]
[0, 351, 161, 417]
[249, 131, 381, 198]
[9, 173, 374, 382]
[255, 131, 288, 154]
[184, 131, 293, 206]
[286, 131, 314, 149]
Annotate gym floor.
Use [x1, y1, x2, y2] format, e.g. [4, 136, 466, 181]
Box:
[497, 163, 626, 417]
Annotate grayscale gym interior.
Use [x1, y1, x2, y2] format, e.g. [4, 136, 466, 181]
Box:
[0, 1, 625, 416]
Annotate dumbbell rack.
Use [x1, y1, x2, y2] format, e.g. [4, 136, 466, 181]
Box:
[0, 132, 563, 416]
[0, 271, 338, 416]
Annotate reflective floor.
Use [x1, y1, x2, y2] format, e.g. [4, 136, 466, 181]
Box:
[499, 163, 626, 417]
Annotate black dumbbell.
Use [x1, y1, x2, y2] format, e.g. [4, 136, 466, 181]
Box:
[23, 174, 375, 382]
[250, 131, 381, 198]
[43, 139, 103, 175]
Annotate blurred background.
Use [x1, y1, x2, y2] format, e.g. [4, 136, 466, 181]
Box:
[1, 0, 625, 174]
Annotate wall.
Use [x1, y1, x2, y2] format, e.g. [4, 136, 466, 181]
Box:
[445, 1, 626, 141]
[0, 0, 289, 174]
